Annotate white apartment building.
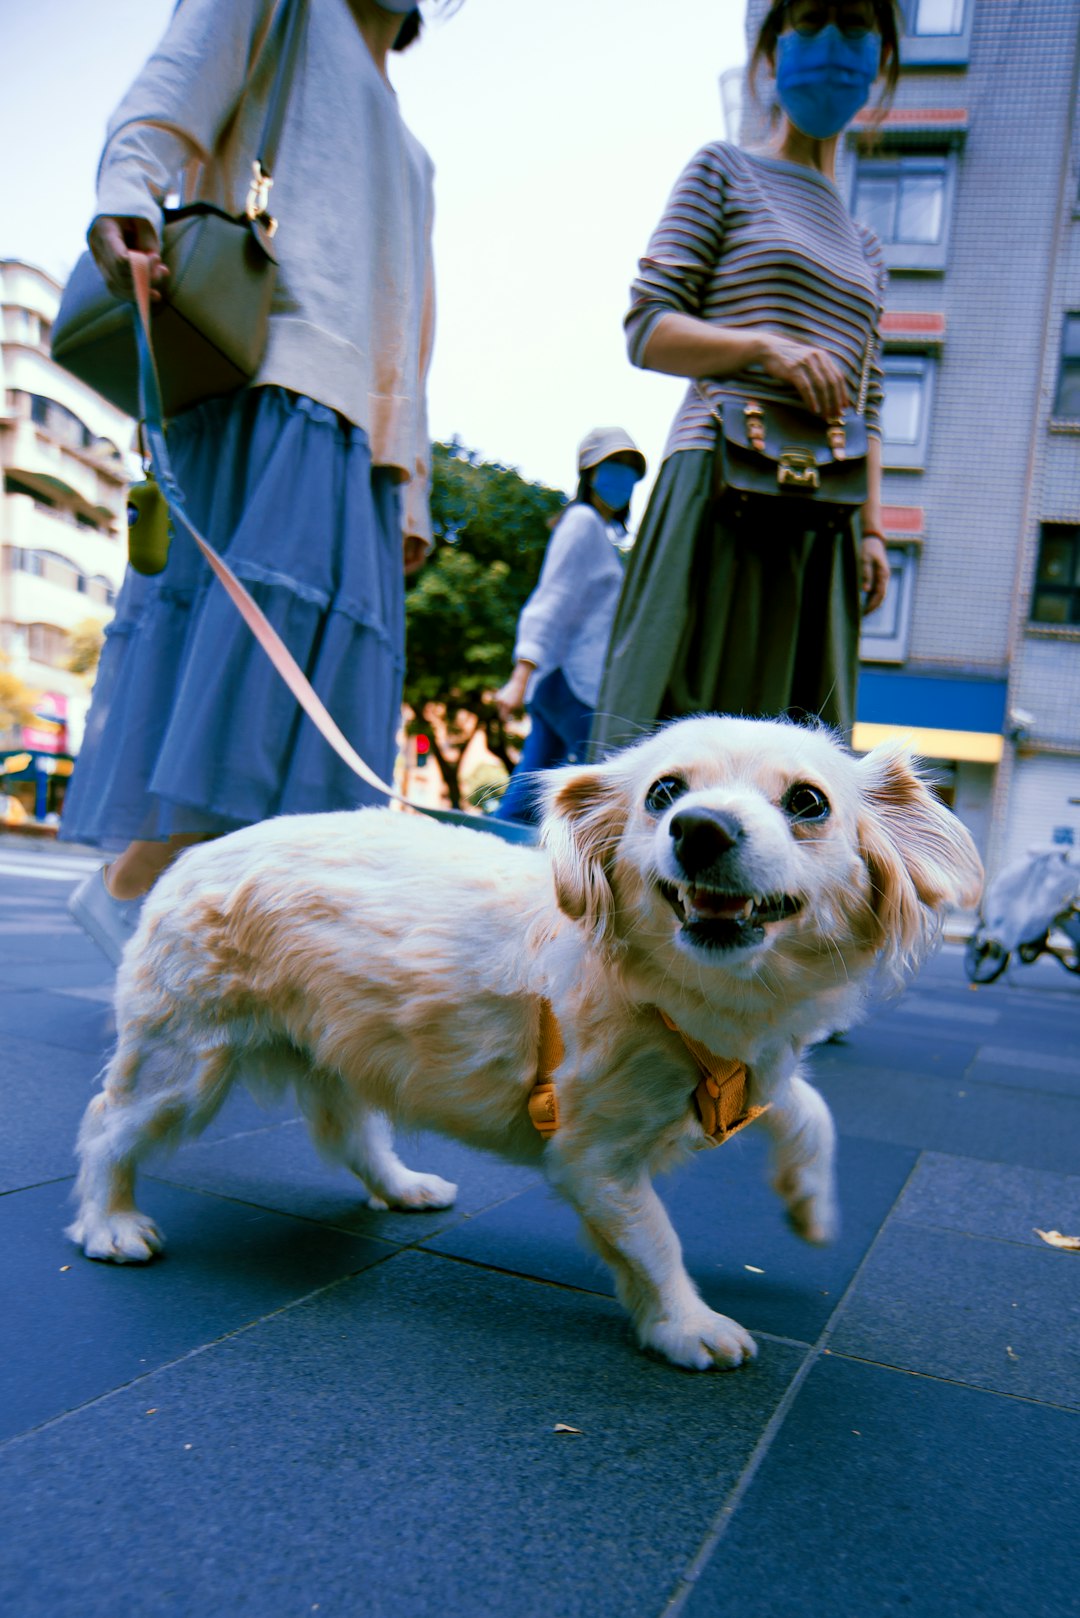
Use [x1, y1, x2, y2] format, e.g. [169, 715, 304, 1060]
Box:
[0, 258, 132, 818]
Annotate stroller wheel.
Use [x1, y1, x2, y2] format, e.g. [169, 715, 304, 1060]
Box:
[964, 934, 1009, 984]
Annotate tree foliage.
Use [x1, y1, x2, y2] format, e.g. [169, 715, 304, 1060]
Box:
[0, 655, 37, 735]
[404, 440, 566, 805]
[64, 617, 107, 678]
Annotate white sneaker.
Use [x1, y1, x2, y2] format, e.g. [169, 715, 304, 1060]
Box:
[67, 867, 144, 966]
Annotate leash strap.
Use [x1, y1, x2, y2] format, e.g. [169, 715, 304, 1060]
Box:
[129, 253, 534, 843]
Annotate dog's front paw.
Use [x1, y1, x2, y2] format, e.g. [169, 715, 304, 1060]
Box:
[784, 1191, 838, 1246]
[773, 1166, 839, 1246]
[640, 1309, 757, 1371]
[372, 1170, 458, 1212]
[67, 1210, 164, 1264]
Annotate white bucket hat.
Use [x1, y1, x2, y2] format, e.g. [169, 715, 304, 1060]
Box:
[577, 426, 646, 477]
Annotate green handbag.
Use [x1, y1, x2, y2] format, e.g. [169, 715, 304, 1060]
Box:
[50, 0, 306, 420]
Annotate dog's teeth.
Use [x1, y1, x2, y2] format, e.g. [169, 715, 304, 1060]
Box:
[739, 899, 754, 920]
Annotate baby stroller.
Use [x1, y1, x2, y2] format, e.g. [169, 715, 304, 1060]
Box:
[964, 846, 1080, 984]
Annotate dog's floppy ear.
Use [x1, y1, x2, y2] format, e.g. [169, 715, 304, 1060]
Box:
[856, 742, 983, 969]
[540, 762, 626, 943]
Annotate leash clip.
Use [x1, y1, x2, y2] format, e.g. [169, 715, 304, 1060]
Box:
[245, 161, 277, 235]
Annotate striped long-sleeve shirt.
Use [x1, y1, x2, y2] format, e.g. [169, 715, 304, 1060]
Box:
[625, 142, 887, 462]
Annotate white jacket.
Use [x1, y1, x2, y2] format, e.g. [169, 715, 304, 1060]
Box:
[514, 504, 626, 709]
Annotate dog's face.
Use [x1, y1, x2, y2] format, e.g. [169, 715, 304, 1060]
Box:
[541, 716, 983, 991]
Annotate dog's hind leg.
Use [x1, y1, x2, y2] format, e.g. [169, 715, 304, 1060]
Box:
[304, 1096, 458, 1212]
[68, 1029, 237, 1262]
[762, 1072, 839, 1245]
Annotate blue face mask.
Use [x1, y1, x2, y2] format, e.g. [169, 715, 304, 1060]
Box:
[775, 23, 881, 140]
[591, 462, 641, 512]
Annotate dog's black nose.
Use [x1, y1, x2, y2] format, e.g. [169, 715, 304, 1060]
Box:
[670, 808, 744, 876]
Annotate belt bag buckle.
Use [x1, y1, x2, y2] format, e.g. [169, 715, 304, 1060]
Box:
[777, 448, 820, 491]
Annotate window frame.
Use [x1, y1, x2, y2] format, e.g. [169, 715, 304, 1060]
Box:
[859, 542, 919, 663]
[1030, 523, 1080, 628]
[880, 353, 936, 470]
[851, 151, 957, 272]
[898, 0, 974, 67]
[1052, 314, 1080, 421]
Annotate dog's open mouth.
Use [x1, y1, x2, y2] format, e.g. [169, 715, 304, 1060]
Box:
[658, 880, 803, 950]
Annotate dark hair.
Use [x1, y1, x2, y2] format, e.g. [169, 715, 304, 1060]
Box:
[392, 9, 422, 51]
[749, 0, 902, 127]
[573, 471, 630, 532]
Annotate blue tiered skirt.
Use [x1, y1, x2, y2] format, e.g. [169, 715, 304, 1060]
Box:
[60, 387, 405, 850]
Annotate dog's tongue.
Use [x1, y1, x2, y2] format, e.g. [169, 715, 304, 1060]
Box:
[688, 888, 751, 920]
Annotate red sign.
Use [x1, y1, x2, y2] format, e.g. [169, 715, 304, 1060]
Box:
[20, 691, 69, 756]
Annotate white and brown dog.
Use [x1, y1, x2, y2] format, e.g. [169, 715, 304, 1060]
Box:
[68, 716, 981, 1370]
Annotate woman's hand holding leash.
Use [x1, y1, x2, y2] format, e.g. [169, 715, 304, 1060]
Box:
[89, 216, 169, 305]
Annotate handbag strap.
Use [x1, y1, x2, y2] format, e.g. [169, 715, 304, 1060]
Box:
[245, 0, 310, 226]
[128, 253, 536, 847]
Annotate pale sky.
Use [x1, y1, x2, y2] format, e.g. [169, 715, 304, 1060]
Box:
[0, 0, 747, 510]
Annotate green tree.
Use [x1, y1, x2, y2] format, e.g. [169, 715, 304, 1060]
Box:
[64, 617, 107, 678]
[404, 440, 566, 806]
[0, 655, 37, 736]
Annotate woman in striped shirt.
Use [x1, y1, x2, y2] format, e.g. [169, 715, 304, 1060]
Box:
[592, 0, 901, 754]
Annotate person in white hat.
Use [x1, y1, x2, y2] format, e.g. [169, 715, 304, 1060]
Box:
[494, 428, 646, 823]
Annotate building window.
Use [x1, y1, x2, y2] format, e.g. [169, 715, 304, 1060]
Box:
[899, 0, 973, 65]
[1053, 315, 1080, 418]
[27, 623, 70, 665]
[852, 154, 954, 271]
[881, 354, 935, 469]
[859, 545, 918, 663]
[27, 393, 94, 452]
[1031, 524, 1080, 626]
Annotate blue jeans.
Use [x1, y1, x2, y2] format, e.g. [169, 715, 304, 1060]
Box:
[495, 669, 593, 824]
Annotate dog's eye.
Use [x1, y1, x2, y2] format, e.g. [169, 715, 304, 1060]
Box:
[645, 775, 687, 815]
[784, 783, 830, 823]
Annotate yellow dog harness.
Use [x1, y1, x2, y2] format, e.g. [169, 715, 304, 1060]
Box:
[527, 1000, 770, 1147]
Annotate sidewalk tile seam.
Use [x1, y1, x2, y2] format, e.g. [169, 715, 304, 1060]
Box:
[147, 1166, 540, 1245]
[890, 1216, 1080, 1254]
[142, 1171, 413, 1246]
[0, 1241, 408, 1455]
[0, 1174, 75, 1201]
[820, 1348, 1080, 1415]
[655, 1146, 928, 1618]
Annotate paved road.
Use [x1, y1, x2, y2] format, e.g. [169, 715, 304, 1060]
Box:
[1, 843, 1077, 1618]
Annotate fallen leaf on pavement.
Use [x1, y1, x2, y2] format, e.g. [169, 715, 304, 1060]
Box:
[1033, 1229, 1080, 1251]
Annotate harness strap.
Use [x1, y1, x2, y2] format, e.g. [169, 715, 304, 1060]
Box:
[657, 1011, 770, 1146]
[528, 999, 564, 1135]
[527, 1004, 770, 1147]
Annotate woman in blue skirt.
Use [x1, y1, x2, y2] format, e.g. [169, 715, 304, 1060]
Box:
[63, 0, 451, 962]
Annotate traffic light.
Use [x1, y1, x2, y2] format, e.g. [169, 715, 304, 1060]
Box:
[414, 733, 430, 769]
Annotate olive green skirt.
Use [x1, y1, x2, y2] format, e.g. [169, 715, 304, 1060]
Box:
[590, 449, 860, 757]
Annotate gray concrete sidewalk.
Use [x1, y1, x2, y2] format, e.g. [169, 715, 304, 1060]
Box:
[1, 840, 1077, 1617]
